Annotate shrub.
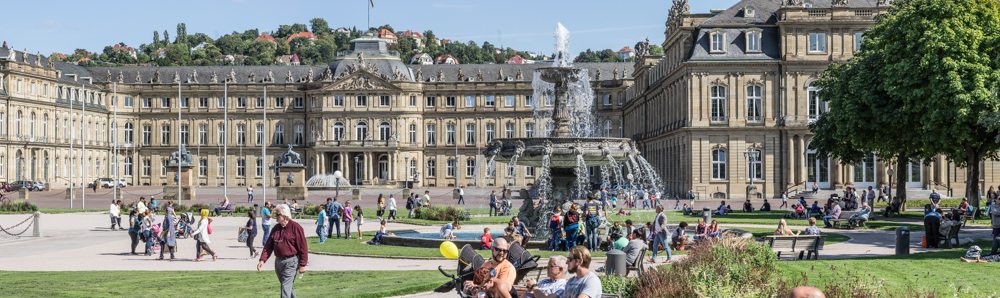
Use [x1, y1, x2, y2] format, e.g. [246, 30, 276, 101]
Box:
[601, 274, 637, 298]
[414, 206, 470, 222]
[190, 203, 210, 213]
[0, 200, 38, 212]
[234, 205, 253, 215]
[303, 205, 320, 216]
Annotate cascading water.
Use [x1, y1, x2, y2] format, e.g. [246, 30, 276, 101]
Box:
[636, 156, 664, 196]
[531, 23, 597, 139]
[536, 155, 553, 201]
[573, 154, 588, 200]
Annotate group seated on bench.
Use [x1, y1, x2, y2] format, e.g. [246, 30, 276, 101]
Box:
[926, 209, 964, 249]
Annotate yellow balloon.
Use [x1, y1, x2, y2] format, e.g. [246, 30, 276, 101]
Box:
[440, 241, 460, 259]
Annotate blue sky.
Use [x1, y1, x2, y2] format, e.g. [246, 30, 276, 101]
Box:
[0, 0, 736, 57]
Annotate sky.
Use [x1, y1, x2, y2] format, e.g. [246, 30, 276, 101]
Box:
[0, 0, 736, 58]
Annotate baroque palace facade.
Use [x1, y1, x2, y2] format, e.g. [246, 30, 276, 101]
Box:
[0, 36, 631, 189]
[625, 0, 995, 199]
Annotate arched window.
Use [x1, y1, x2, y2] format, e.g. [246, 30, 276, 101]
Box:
[711, 149, 726, 180]
[410, 160, 417, 178]
[485, 123, 495, 142]
[274, 124, 284, 145]
[333, 122, 345, 140]
[41, 114, 47, 137]
[446, 158, 456, 177]
[747, 148, 762, 181]
[426, 159, 436, 177]
[356, 122, 368, 141]
[16, 111, 22, 136]
[807, 82, 825, 120]
[465, 124, 476, 145]
[124, 123, 134, 144]
[379, 122, 391, 141]
[525, 123, 535, 138]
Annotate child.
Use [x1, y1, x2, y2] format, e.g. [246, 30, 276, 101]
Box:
[611, 195, 618, 209]
[441, 220, 460, 239]
[369, 220, 392, 245]
[671, 221, 692, 249]
[480, 228, 493, 250]
[695, 218, 707, 241]
[354, 204, 364, 240]
[315, 205, 328, 244]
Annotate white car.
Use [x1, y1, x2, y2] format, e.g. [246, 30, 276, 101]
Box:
[92, 178, 127, 188]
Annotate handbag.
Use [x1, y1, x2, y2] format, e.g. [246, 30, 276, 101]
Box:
[238, 228, 248, 243]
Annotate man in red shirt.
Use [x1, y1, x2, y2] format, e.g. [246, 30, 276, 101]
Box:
[257, 204, 308, 298]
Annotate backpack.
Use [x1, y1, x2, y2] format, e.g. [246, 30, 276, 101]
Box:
[549, 214, 561, 229]
[405, 197, 413, 210]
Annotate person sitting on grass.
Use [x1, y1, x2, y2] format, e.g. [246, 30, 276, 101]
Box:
[961, 245, 1000, 263]
[441, 220, 460, 239]
[848, 204, 871, 228]
[743, 199, 754, 213]
[682, 203, 693, 215]
[525, 255, 568, 298]
[480, 228, 493, 250]
[713, 201, 728, 215]
[760, 199, 771, 212]
[775, 219, 799, 236]
[795, 204, 806, 218]
[810, 201, 822, 215]
[369, 219, 393, 245]
[671, 221, 693, 249]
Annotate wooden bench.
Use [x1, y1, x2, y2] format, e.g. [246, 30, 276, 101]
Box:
[625, 247, 647, 277]
[765, 235, 826, 260]
[940, 223, 962, 249]
[828, 211, 855, 228]
[291, 207, 303, 219]
[961, 207, 978, 226]
[208, 204, 235, 217]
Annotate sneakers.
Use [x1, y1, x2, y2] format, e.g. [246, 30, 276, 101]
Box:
[318, 241, 325, 244]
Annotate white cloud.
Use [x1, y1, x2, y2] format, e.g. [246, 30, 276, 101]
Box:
[36, 20, 67, 30]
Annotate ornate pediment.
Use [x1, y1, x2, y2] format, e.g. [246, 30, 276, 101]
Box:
[327, 71, 399, 91]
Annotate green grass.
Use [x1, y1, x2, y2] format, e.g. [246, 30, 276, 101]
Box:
[0, 270, 449, 298]
[0, 208, 106, 215]
[660, 210, 926, 231]
[776, 241, 1000, 295]
[305, 235, 625, 258]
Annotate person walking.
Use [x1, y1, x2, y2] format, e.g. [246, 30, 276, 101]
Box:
[674, 195, 681, 210]
[247, 186, 254, 203]
[549, 207, 563, 251]
[141, 210, 153, 256]
[315, 205, 327, 244]
[422, 190, 432, 208]
[190, 209, 217, 261]
[109, 200, 121, 231]
[258, 204, 308, 298]
[583, 196, 601, 251]
[326, 197, 343, 239]
[343, 201, 354, 239]
[489, 190, 499, 217]
[157, 204, 177, 260]
[376, 194, 385, 221]
[457, 186, 466, 205]
[246, 210, 259, 258]
[262, 202, 273, 246]
[780, 191, 789, 209]
[128, 209, 140, 255]
[406, 193, 416, 218]
[387, 194, 397, 221]
[564, 204, 580, 251]
[649, 205, 672, 263]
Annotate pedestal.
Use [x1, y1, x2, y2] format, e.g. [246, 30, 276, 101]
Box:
[746, 184, 758, 200]
[19, 189, 28, 200]
[352, 188, 360, 201]
[114, 188, 124, 201]
[402, 188, 411, 201]
[163, 165, 196, 202]
[276, 165, 307, 203]
[453, 189, 460, 200]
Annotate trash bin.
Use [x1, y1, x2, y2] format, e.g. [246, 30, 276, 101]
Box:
[605, 249, 626, 276]
[924, 204, 933, 215]
[895, 226, 910, 255]
[703, 207, 712, 224]
[254, 204, 260, 217]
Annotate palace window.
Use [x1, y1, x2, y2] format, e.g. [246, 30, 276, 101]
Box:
[485, 96, 495, 107]
[526, 123, 535, 138]
[309, 96, 316, 107]
[466, 159, 476, 177]
[294, 97, 304, 108]
[409, 96, 417, 106]
[446, 96, 456, 107]
[379, 122, 391, 140]
[142, 98, 151, 108]
[255, 123, 264, 145]
[236, 124, 246, 145]
[466, 95, 475, 107]
[217, 158, 226, 178]
[486, 123, 495, 143]
[409, 124, 417, 145]
[809, 33, 827, 53]
[333, 122, 345, 140]
[379, 96, 390, 107]
[161, 159, 168, 176]
[747, 85, 763, 122]
[124, 123, 134, 144]
[447, 159, 456, 177]
[710, 86, 727, 122]
[199, 159, 207, 177]
[293, 125, 303, 145]
[505, 95, 515, 107]
[237, 97, 246, 108]
[218, 97, 226, 108]
[426, 124, 437, 145]
[125, 97, 134, 107]
[603, 120, 612, 137]
[355, 122, 368, 140]
[545, 95, 554, 106]
[356, 95, 367, 107]
[807, 84, 826, 120]
[180, 124, 189, 145]
[525, 95, 534, 106]
[199, 97, 208, 108]
[197, 124, 207, 145]
[525, 166, 535, 177]
[746, 29, 762, 52]
[426, 160, 437, 178]
[712, 149, 727, 180]
[855, 33, 864, 51]
[465, 124, 476, 145]
[138, 158, 147, 177]
[237, 159, 246, 177]
[710, 30, 726, 53]
[275, 97, 285, 108]
[142, 125, 151, 145]
[426, 96, 436, 107]
[256, 159, 264, 177]
[446, 124, 456, 145]
[274, 124, 284, 145]
[161, 125, 171, 145]
[177, 97, 186, 108]
[334, 96, 344, 106]
[161, 98, 171, 108]
[256, 97, 265, 108]
[216, 123, 225, 145]
[603, 94, 611, 106]
[505, 123, 515, 138]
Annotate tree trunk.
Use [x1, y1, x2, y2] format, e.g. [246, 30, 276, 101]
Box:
[967, 154, 982, 209]
[896, 154, 908, 210]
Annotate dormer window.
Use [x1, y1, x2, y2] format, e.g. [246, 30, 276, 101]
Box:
[709, 29, 726, 54]
[803, 0, 813, 8]
[744, 6, 756, 18]
[745, 29, 762, 53]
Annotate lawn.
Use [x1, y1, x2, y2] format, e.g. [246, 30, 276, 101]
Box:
[736, 227, 850, 245]
[776, 241, 1000, 295]
[305, 235, 625, 259]
[662, 210, 926, 231]
[0, 270, 450, 298]
[0, 208, 106, 215]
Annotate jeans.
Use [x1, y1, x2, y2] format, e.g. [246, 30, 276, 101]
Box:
[408, 208, 415, 218]
[388, 209, 397, 220]
[262, 224, 272, 246]
[129, 231, 139, 254]
[248, 193, 253, 202]
[373, 231, 387, 244]
[275, 255, 299, 298]
[651, 232, 672, 260]
[586, 218, 600, 251]
[458, 195, 465, 205]
[143, 230, 153, 254]
[159, 243, 175, 259]
[823, 215, 836, 227]
[316, 225, 326, 243]
[549, 227, 562, 251]
[490, 204, 497, 216]
[247, 233, 257, 255]
[196, 240, 215, 258]
[344, 221, 352, 239]
[564, 225, 579, 251]
[110, 215, 120, 230]
[327, 216, 341, 238]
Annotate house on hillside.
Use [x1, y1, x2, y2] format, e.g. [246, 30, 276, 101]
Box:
[505, 55, 533, 64]
[378, 29, 398, 45]
[215, 54, 246, 64]
[434, 54, 458, 65]
[616, 46, 634, 60]
[113, 44, 138, 59]
[190, 42, 208, 54]
[411, 53, 432, 65]
[286, 32, 317, 43]
[397, 30, 425, 48]
[256, 33, 275, 42]
[334, 27, 350, 34]
[155, 48, 167, 58]
[276, 54, 300, 66]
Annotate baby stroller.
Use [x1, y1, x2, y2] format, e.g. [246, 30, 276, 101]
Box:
[176, 212, 195, 239]
[148, 223, 163, 251]
[498, 199, 513, 216]
[435, 242, 540, 297]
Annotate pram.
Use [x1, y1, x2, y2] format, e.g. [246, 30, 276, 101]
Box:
[435, 242, 540, 297]
[498, 199, 513, 216]
[176, 212, 195, 239]
[148, 223, 163, 251]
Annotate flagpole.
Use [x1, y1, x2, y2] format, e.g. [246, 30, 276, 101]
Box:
[224, 82, 228, 200]
[82, 83, 86, 209]
[262, 86, 267, 206]
[70, 86, 75, 209]
[178, 80, 182, 205]
[113, 82, 118, 200]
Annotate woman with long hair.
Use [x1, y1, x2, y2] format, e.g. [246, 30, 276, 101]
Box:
[707, 220, 721, 239]
[775, 219, 799, 236]
[245, 210, 258, 258]
[343, 201, 354, 239]
[354, 204, 364, 240]
[141, 210, 153, 256]
[190, 209, 217, 261]
[128, 209, 140, 255]
[376, 194, 385, 221]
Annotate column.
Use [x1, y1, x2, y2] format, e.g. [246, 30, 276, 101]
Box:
[786, 134, 795, 188]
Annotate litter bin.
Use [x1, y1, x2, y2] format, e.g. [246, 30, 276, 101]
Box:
[703, 207, 712, 224]
[254, 204, 260, 218]
[895, 226, 910, 255]
[605, 249, 626, 276]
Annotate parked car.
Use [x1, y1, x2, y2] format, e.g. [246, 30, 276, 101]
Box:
[31, 181, 45, 191]
[9, 181, 33, 191]
[0, 182, 14, 192]
[90, 178, 127, 188]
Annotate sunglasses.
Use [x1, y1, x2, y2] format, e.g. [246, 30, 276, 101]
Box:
[492, 248, 508, 253]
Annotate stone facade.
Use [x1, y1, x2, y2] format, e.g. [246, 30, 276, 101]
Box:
[0, 37, 631, 189]
[625, 0, 988, 199]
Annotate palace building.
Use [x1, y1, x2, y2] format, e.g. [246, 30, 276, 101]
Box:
[0, 35, 631, 189]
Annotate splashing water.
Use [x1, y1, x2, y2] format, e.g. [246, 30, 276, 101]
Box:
[636, 156, 664, 196]
[305, 173, 352, 188]
[554, 23, 572, 68]
[530, 23, 597, 139]
[536, 155, 553, 200]
[574, 154, 589, 200]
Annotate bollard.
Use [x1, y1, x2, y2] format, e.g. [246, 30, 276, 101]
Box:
[703, 207, 711, 224]
[352, 188, 360, 201]
[605, 249, 626, 276]
[895, 226, 910, 255]
[19, 188, 29, 201]
[33, 211, 41, 237]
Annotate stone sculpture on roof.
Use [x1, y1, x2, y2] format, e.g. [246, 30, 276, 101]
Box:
[248, 71, 256, 83]
[227, 68, 236, 83]
[210, 71, 219, 83]
[135, 71, 142, 84]
[782, 0, 800, 6]
[35, 51, 41, 66]
[456, 68, 465, 81]
[357, 52, 365, 66]
[191, 69, 199, 83]
[596, 69, 602, 80]
[833, 0, 849, 7]
[264, 69, 274, 83]
[22, 49, 27, 63]
[437, 69, 445, 82]
[515, 68, 524, 81]
[286, 70, 294, 83]
[635, 39, 650, 59]
[173, 71, 180, 83]
[118, 71, 124, 84]
[392, 66, 405, 81]
[153, 70, 162, 84]
[321, 68, 333, 81]
[613, 67, 620, 80]
[107, 70, 112, 82]
[304, 68, 314, 83]
[622, 68, 628, 79]
[415, 68, 424, 81]
[477, 69, 484, 81]
[498, 68, 506, 81]
[47, 55, 54, 68]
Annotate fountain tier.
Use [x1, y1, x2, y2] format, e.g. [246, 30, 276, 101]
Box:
[484, 137, 639, 168]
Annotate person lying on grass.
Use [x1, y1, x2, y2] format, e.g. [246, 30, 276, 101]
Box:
[961, 245, 1000, 263]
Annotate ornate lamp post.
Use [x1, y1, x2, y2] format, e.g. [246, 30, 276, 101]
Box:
[743, 149, 760, 186]
[404, 156, 410, 189]
[354, 156, 360, 190]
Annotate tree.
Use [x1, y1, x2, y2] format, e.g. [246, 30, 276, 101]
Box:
[176, 23, 187, 44]
[163, 30, 170, 45]
[649, 44, 664, 55]
[153, 31, 160, 45]
[310, 18, 330, 35]
[812, 0, 1000, 209]
[378, 24, 394, 34]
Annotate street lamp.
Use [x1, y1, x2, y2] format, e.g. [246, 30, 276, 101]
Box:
[743, 149, 760, 186]
[354, 156, 360, 190]
[887, 168, 895, 202]
[404, 156, 410, 190]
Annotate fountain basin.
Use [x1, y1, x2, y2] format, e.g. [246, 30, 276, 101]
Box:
[536, 67, 584, 84]
[484, 137, 639, 167]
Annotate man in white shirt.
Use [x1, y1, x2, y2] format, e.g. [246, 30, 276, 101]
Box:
[247, 186, 254, 203]
[109, 200, 121, 231]
[457, 186, 466, 205]
[387, 194, 397, 221]
[649, 205, 672, 263]
[136, 197, 148, 215]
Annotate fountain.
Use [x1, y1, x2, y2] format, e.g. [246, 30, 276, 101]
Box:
[305, 170, 353, 198]
[483, 23, 661, 241]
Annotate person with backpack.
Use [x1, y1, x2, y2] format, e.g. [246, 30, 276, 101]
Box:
[549, 207, 563, 251]
[326, 197, 343, 239]
[564, 204, 580, 251]
[406, 193, 415, 218]
[489, 190, 499, 217]
[584, 195, 602, 251]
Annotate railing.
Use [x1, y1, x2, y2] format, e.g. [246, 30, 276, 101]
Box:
[335, 50, 400, 59]
[782, 115, 817, 127]
[781, 8, 883, 22]
[710, 116, 727, 123]
[313, 140, 399, 147]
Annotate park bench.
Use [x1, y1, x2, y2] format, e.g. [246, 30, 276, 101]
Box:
[961, 207, 978, 226]
[765, 235, 826, 260]
[208, 204, 235, 217]
[291, 207, 303, 219]
[940, 223, 962, 249]
[828, 211, 856, 228]
[625, 247, 647, 277]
